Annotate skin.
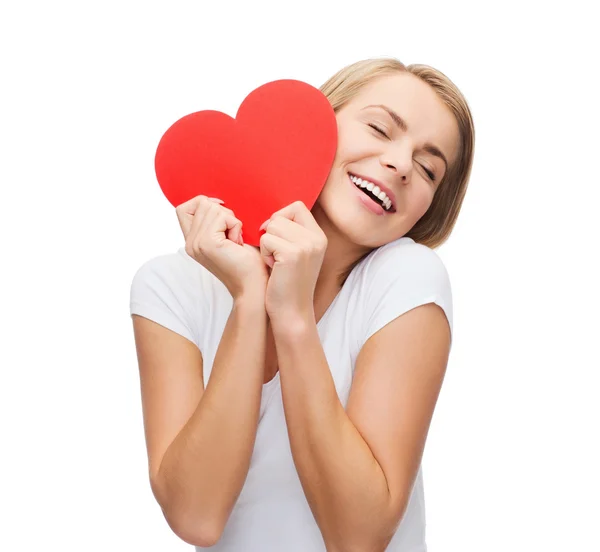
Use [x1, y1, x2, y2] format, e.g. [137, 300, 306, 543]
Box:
[309, 71, 460, 316]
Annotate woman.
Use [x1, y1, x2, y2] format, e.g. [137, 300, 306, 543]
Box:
[130, 57, 475, 551]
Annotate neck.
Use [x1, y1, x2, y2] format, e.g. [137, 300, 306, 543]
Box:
[311, 202, 373, 307]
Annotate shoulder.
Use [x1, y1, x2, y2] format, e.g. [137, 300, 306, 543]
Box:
[130, 247, 219, 315]
[130, 248, 221, 346]
[131, 247, 203, 290]
[356, 237, 450, 292]
[350, 237, 453, 340]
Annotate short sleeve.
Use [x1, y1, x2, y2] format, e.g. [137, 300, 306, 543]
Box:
[359, 239, 453, 346]
[129, 251, 201, 346]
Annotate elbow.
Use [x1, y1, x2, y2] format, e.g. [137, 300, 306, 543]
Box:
[326, 535, 392, 552]
[325, 502, 407, 552]
[173, 523, 222, 548]
[327, 532, 395, 552]
[150, 475, 223, 547]
[165, 510, 223, 547]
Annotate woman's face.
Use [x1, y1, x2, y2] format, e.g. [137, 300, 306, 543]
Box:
[314, 72, 460, 249]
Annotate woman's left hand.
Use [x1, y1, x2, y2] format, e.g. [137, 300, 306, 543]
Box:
[259, 201, 328, 328]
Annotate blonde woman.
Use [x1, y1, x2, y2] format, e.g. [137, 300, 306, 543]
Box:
[130, 57, 475, 551]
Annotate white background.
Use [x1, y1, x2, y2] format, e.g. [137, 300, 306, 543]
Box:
[1, 1, 598, 550]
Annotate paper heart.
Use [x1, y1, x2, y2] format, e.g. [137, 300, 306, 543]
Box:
[154, 79, 338, 246]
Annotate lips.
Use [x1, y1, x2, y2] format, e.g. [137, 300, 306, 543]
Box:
[348, 172, 397, 213]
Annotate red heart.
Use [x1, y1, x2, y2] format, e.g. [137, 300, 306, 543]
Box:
[154, 79, 338, 246]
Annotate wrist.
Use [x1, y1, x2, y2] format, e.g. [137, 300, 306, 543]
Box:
[232, 287, 266, 313]
[269, 309, 315, 341]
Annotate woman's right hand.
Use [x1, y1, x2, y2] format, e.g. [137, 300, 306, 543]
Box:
[176, 195, 268, 300]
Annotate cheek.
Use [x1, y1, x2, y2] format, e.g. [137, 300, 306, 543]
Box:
[347, 137, 375, 159]
[410, 187, 435, 218]
[332, 139, 352, 165]
[318, 163, 345, 200]
[334, 125, 374, 163]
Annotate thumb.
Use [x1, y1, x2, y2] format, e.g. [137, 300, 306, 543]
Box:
[259, 234, 276, 269]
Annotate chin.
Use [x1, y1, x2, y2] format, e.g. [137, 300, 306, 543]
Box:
[317, 197, 400, 249]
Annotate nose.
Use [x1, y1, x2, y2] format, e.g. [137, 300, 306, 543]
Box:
[379, 142, 412, 183]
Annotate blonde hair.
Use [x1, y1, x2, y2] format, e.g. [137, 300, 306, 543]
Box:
[320, 57, 475, 249]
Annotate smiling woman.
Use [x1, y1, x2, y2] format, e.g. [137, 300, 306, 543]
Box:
[130, 56, 475, 551]
[317, 58, 474, 253]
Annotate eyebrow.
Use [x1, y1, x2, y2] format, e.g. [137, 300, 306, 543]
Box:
[362, 104, 449, 170]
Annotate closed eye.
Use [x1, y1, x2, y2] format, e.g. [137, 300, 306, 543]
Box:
[368, 123, 389, 139]
[421, 165, 436, 182]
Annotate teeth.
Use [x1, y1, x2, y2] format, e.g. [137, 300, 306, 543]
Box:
[350, 175, 393, 211]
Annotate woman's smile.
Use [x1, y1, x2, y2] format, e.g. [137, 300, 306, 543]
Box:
[348, 172, 397, 213]
[347, 172, 391, 216]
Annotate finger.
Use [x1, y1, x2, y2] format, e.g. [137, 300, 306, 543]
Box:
[176, 195, 223, 236]
[262, 215, 311, 246]
[177, 194, 222, 214]
[176, 196, 202, 237]
[176, 195, 203, 213]
[226, 215, 243, 245]
[200, 201, 242, 245]
[264, 201, 321, 233]
[204, 206, 243, 247]
[177, 195, 224, 217]
[215, 209, 243, 247]
[188, 197, 218, 246]
[205, 201, 241, 243]
[259, 232, 296, 269]
[192, 197, 235, 233]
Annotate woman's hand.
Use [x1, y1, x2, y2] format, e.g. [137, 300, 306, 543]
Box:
[176, 195, 268, 300]
[259, 201, 328, 328]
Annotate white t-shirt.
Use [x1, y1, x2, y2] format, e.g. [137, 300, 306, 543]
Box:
[129, 236, 453, 552]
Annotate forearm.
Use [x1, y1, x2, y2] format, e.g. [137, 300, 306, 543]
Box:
[273, 320, 393, 551]
[155, 295, 268, 542]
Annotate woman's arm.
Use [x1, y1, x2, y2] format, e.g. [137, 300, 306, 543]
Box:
[136, 293, 268, 547]
[272, 303, 450, 552]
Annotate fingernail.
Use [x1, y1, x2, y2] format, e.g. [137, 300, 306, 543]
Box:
[259, 219, 270, 231]
[209, 197, 224, 203]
